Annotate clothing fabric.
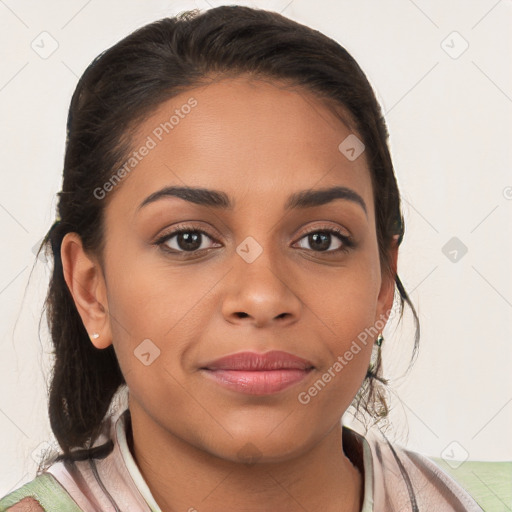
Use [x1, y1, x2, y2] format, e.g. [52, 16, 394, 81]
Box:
[0, 407, 500, 511]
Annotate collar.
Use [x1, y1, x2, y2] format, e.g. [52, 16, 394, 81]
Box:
[114, 408, 375, 512]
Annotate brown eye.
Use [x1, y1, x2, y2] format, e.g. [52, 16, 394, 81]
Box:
[156, 225, 220, 253]
[295, 227, 354, 254]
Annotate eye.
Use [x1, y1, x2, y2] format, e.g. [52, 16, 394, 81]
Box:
[155, 224, 220, 254]
[154, 224, 354, 256]
[294, 226, 354, 254]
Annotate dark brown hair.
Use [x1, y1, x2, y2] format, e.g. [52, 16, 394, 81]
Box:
[38, 5, 419, 461]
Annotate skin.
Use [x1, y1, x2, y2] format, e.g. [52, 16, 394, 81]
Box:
[62, 75, 398, 512]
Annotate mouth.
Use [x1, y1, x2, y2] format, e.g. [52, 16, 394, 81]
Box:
[199, 350, 315, 395]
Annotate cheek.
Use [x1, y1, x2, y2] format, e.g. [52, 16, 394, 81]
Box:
[105, 260, 206, 419]
[104, 239, 232, 398]
[105, 224, 382, 397]
[308, 250, 381, 389]
[105, 230, 210, 329]
[296, 267, 381, 419]
[106, 228, 382, 353]
[318, 252, 381, 343]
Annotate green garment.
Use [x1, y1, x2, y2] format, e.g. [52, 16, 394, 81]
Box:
[1, 458, 510, 511]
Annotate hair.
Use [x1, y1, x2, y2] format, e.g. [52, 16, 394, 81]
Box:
[38, 5, 419, 463]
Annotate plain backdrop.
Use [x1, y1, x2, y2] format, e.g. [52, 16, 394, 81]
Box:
[0, 0, 511, 494]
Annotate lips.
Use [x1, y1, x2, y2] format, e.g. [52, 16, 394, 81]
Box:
[200, 350, 314, 395]
[202, 350, 314, 371]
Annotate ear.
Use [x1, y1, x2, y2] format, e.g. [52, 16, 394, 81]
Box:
[375, 235, 399, 325]
[60, 232, 112, 349]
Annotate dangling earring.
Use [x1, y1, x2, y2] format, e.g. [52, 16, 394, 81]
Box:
[368, 333, 384, 377]
[90, 332, 100, 340]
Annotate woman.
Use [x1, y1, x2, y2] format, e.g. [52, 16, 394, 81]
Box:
[0, 5, 494, 511]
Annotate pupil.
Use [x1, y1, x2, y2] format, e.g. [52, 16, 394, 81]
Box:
[175, 232, 332, 252]
[310, 232, 329, 251]
[179, 232, 201, 251]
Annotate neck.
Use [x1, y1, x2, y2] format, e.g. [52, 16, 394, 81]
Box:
[127, 401, 363, 512]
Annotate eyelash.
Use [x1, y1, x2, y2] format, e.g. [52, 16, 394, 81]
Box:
[154, 223, 355, 256]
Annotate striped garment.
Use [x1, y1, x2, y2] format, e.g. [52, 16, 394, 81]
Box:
[1, 408, 509, 511]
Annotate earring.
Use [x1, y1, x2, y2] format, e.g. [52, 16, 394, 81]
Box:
[90, 332, 100, 340]
[367, 333, 384, 378]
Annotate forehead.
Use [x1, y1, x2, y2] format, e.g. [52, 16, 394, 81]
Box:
[108, 75, 374, 220]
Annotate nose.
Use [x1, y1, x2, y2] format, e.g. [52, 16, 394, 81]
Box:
[221, 248, 303, 328]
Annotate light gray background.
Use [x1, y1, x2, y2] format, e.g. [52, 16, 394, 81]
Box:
[1, 0, 511, 494]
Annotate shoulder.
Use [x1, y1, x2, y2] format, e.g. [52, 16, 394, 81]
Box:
[3, 498, 44, 511]
[0, 473, 82, 512]
[381, 439, 511, 512]
[427, 456, 512, 512]
[357, 428, 504, 511]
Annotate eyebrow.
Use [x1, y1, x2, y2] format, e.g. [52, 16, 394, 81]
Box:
[137, 185, 367, 216]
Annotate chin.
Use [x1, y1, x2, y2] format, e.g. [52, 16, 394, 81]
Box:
[207, 423, 316, 465]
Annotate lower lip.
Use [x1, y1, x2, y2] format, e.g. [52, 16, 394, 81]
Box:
[201, 369, 312, 395]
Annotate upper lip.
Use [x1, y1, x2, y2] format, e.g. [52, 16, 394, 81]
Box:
[201, 350, 314, 371]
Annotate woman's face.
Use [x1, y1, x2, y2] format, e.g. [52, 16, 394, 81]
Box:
[73, 75, 396, 462]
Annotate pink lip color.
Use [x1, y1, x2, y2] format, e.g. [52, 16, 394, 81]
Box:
[200, 350, 314, 395]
